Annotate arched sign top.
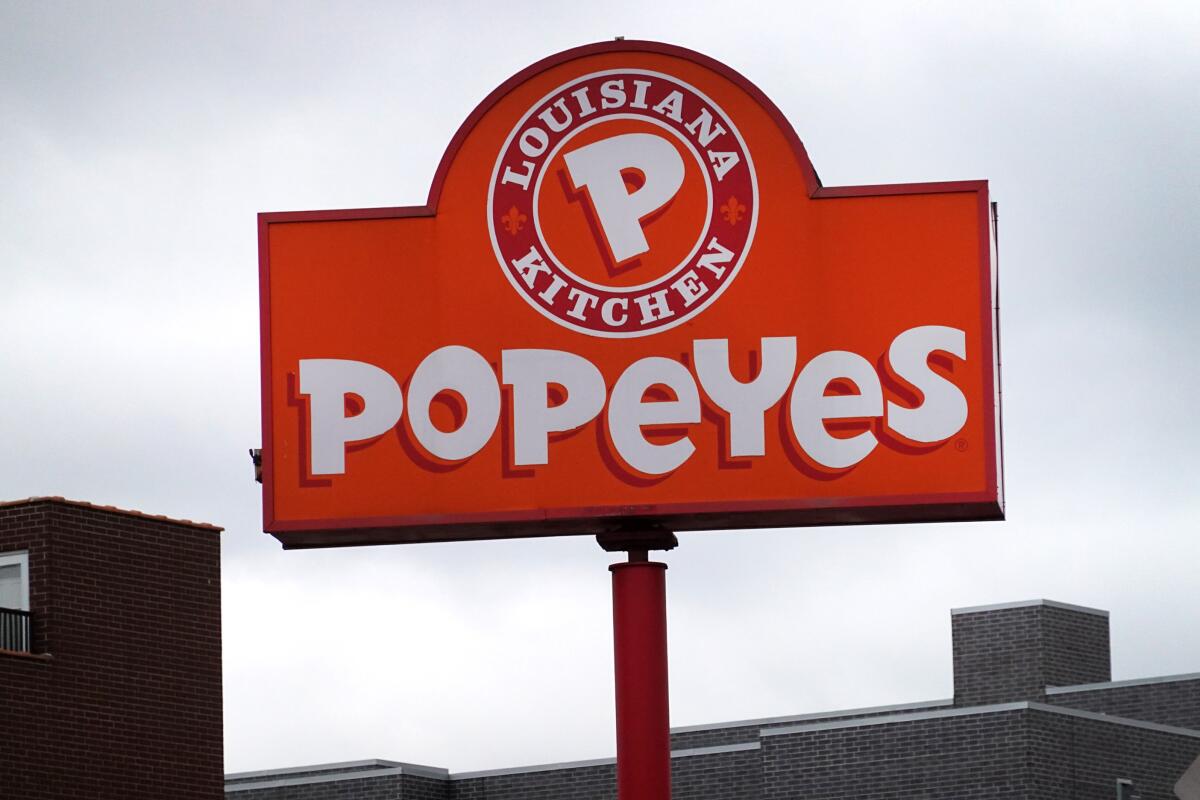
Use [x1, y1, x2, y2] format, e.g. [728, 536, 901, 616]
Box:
[257, 41, 1002, 548]
[419, 40, 824, 215]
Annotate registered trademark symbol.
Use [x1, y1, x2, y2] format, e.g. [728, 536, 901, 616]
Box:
[955, 438, 969, 452]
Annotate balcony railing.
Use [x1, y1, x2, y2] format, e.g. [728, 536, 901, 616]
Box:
[0, 607, 31, 653]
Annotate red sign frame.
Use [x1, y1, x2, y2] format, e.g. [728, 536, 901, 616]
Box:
[258, 40, 1003, 548]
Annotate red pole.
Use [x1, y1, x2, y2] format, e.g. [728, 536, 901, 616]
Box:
[610, 556, 671, 800]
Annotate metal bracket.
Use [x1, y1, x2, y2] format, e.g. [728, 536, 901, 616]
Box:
[597, 527, 678, 556]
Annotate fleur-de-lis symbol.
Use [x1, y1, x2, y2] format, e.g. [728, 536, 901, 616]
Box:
[720, 196, 746, 225]
[501, 205, 527, 235]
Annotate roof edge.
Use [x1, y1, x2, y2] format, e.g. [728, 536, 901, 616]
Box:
[0, 496, 222, 532]
[1046, 672, 1200, 695]
[226, 767, 407, 792]
[225, 742, 762, 787]
[951, 599, 1108, 617]
[760, 700, 1200, 740]
[450, 741, 759, 781]
[671, 697, 954, 734]
[225, 759, 413, 781]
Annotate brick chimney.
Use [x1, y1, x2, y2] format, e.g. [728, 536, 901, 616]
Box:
[951, 599, 1111, 706]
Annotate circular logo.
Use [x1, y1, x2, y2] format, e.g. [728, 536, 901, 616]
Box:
[488, 69, 757, 338]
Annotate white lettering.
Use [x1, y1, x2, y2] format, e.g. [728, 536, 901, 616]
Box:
[684, 108, 726, 147]
[634, 289, 673, 324]
[565, 287, 599, 321]
[293, 327, 970, 477]
[511, 246, 551, 289]
[503, 350, 606, 465]
[608, 357, 700, 475]
[501, 161, 536, 190]
[564, 133, 685, 263]
[652, 90, 685, 122]
[601, 297, 629, 327]
[695, 338, 797, 457]
[519, 127, 549, 158]
[537, 98, 573, 133]
[708, 150, 741, 181]
[600, 79, 626, 109]
[407, 346, 500, 461]
[571, 87, 597, 118]
[299, 359, 403, 475]
[696, 237, 734, 279]
[670, 270, 707, 307]
[886, 326, 968, 442]
[630, 79, 651, 109]
[538, 273, 568, 305]
[788, 351, 883, 469]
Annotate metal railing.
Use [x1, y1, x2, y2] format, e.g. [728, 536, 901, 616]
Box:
[0, 606, 31, 653]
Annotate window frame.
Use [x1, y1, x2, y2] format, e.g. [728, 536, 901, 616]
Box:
[0, 550, 30, 612]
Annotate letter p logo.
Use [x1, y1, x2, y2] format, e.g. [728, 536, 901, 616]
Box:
[564, 133, 685, 263]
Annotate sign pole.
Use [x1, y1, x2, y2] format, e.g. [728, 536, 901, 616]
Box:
[599, 529, 678, 800]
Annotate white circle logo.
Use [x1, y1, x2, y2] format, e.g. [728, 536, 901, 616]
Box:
[488, 69, 758, 337]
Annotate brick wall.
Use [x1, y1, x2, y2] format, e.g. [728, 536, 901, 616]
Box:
[1039, 604, 1112, 687]
[673, 746, 761, 800]
[1027, 709, 1200, 800]
[760, 708, 1030, 800]
[755, 705, 1200, 800]
[453, 762, 615, 800]
[453, 748, 761, 800]
[0, 498, 223, 800]
[228, 772, 449, 800]
[1046, 677, 1200, 730]
[227, 747, 763, 800]
[952, 601, 1110, 705]
[406, 773, 453, 800]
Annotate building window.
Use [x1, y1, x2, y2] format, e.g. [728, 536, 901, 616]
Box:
[0, 550, 31, 652]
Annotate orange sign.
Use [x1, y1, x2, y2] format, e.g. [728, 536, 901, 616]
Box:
[258, 41, 1003, 548]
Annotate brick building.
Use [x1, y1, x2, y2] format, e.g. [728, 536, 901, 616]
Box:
[0, 497, 223, 800]
[3, 499, 1196, 798]
[225, 600, 1200, 800]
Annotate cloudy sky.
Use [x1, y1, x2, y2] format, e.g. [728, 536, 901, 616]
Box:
[2, 0, 1197, 776]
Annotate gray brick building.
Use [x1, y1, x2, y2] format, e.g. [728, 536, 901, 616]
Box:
[226, 599, 1200, 799]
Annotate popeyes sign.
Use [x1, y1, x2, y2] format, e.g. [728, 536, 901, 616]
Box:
[258, 41, 1003, 548]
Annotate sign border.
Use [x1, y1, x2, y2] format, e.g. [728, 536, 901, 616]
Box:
[258, 39, 1003, 549]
